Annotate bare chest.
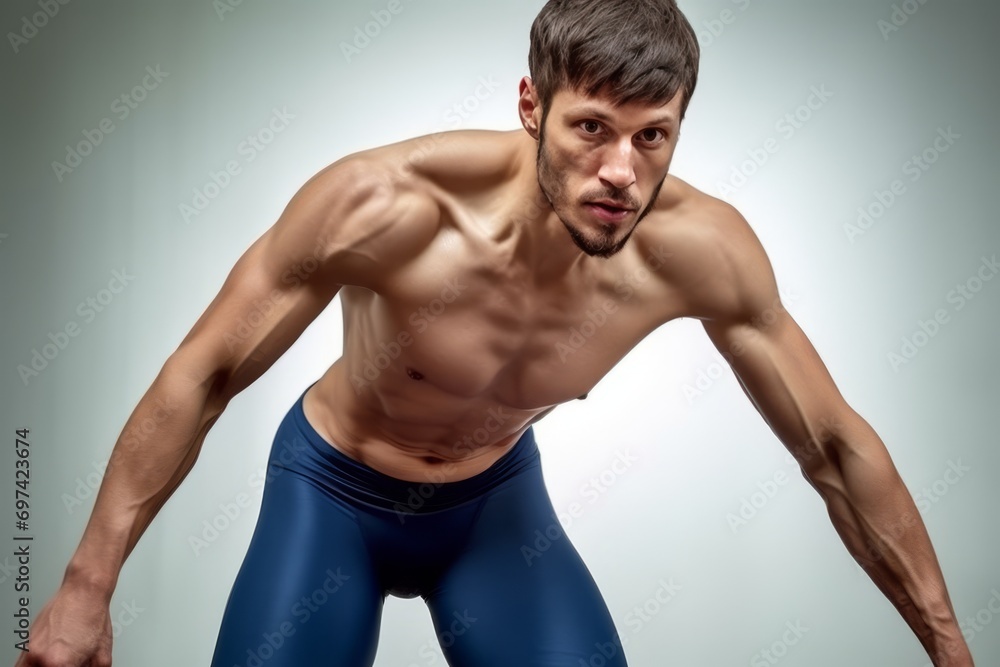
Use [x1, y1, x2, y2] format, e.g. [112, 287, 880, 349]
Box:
[341, 237, 678, 410]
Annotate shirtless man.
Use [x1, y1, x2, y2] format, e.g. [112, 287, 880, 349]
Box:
[16, 1, 974, 666]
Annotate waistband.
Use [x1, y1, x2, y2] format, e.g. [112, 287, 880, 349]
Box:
[281, 383, 540, 514]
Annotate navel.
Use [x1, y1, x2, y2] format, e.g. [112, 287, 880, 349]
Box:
[406, 366, 425, 381]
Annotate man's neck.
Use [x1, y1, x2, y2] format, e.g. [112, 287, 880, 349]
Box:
[502, 130, 591, 283]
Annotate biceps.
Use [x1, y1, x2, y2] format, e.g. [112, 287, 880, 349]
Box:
[168, 229, 341, 400]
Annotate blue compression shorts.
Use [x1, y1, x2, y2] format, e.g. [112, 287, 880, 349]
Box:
[209, 383, 628, 667]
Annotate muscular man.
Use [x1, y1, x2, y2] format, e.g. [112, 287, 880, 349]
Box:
[17, 1, 974, 665]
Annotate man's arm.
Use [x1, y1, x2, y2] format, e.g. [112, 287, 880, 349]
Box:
[64, 155, 428, 594]
[690, 202, 973, 666]
[15, 156, 433, 666]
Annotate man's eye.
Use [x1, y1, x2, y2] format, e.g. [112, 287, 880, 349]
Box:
[640, 129, 665, 143]
[581, 121, 601, 134]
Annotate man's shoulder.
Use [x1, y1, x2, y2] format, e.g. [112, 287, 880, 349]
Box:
[640, 174, 754, 273]
[340, 128, 520, 194]
[641, 176, 774, 322]
[301, 128, 518, 230]
[284, 130, 517, 286]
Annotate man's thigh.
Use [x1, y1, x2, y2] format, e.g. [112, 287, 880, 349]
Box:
[425, 473, 629, 667]
[210, 470, 385, 667]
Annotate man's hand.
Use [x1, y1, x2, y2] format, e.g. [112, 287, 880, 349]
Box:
[14, 580, 113, 666]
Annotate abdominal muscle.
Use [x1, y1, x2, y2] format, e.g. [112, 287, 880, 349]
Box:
[300, 362, 536, 484]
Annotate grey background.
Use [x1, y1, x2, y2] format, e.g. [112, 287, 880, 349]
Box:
[2, 0, 998, 665]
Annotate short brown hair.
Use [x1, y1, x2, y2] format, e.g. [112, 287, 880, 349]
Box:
[528, 0, 700, 123]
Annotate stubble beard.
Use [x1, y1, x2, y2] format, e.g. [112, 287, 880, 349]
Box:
[535, 122, 665, 259]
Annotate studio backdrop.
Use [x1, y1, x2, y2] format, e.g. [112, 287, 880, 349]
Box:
[1, 1, 998, 665]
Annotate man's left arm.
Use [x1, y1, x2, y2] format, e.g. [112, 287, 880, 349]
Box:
[697, 205, 973, 667]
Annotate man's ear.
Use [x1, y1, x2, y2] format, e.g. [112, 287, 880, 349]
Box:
[518, 77, 542, 139]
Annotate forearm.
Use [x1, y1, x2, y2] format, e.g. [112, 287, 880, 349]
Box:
[63, 359, 228, 601]
[808, 414, 972, 665]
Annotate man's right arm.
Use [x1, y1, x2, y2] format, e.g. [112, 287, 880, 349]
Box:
[61, 155, 420, 600]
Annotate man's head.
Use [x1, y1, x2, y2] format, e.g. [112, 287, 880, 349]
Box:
[520, 0, 700, 258]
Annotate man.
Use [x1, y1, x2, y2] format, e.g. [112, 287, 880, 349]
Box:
[16, 1, 974, 665]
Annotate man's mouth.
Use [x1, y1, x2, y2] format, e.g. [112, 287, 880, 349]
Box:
[585, 201, 633, 222]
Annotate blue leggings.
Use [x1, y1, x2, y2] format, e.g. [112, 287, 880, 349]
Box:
[209, 384, 628, 667]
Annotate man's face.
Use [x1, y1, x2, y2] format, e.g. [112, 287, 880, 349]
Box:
[534, 85, 683, 258]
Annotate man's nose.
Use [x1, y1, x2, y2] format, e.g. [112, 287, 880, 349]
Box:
[597, 141, 636, 189]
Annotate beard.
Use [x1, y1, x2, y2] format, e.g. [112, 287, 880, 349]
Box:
[536, 121, 665, 259]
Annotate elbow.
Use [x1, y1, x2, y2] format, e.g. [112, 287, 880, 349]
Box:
[159, 353, 232, 421]
[786, 405, 858, 493]
[792, 406, 892, 500]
